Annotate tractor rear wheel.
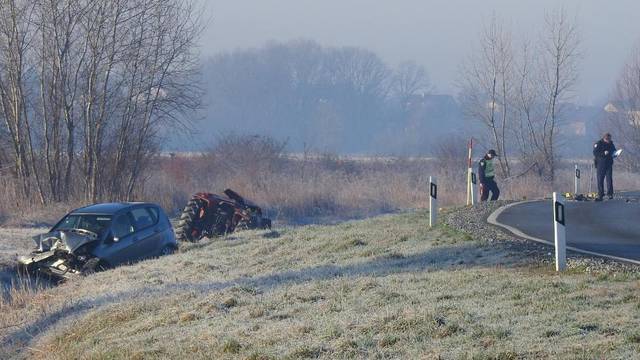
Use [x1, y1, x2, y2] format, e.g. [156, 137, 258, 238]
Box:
[176, 199, 205, 242]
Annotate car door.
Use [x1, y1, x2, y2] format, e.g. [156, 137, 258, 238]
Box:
[130, 207, 164, 258]
[101, 212, 138, 266]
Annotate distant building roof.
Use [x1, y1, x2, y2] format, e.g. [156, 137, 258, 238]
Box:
[604, 102, 620, 113]
[604, 101, 640, 113]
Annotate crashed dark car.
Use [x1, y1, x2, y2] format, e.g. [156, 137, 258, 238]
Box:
[18, 202, 177, 279]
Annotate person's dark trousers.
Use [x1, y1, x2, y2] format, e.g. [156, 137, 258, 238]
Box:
[480, 178, 500, 201]
[596, 163, 613, 198]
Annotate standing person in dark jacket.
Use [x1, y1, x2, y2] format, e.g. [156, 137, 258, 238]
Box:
[593, 133, 617, 201]
[478, 149, 500, 201]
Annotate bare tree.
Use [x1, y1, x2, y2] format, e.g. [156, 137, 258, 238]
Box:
[204, 42, 395, 153]
[458, 15, 513, 177]
[34, 0, 93, 201]
[0, 0, 47, 204]
[537, 8, 580, 180]
[323, 46, 391, 137]
[605, 46, 640, 171]
[512, 40, 547, 175]
[460, 9, 581, 180]
[0, 0, 203, 204]
[108, 0, 203, 201]
[392, 61, 432, 111]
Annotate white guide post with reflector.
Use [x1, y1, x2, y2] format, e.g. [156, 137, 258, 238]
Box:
[470, 172, 477, 205]
[430, 176, 438, 228]
[466, 139, 474, 206]
[574, 164, 581, 195]
[553, 192, 567, 271]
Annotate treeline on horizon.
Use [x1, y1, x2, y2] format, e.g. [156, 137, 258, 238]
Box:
[201, 40, 472, 154]
[198, 9, 640, 181]
[198, 39, 611, 160]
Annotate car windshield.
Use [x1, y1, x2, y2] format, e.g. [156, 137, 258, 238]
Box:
[53, 214, 112, 237]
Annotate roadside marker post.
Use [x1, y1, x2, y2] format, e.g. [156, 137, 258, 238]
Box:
[588, 163, 594, 194]
[466, 139, 474, 206]
[430, 176, 438, 228]
[470, 172, 477, 205]
[553, 192, 567, 271]
[574, 165, 581, 195]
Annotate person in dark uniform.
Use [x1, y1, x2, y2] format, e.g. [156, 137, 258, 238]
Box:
[593, 133, 617, 201]
[478, 149, 500, 201]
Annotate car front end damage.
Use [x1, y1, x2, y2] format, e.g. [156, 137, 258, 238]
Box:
[18, 230, 100, 279]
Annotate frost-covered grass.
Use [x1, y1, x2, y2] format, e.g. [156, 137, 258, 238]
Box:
[0, 228, 44, 268]
[0, 227, 48, 300]
[1, 211, 640, 359]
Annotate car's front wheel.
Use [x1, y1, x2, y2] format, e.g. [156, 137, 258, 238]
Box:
[81, 258, 107, 275]
[160, 245, 176, 256]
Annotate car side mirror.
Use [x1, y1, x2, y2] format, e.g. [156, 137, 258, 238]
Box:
[107, 232, 119, 244]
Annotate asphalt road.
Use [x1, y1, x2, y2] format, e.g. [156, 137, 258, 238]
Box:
[492, 193, 640, 262]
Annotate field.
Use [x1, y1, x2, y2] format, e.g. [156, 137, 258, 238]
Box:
[2, 208, 640, 359]
[4, 150, 640, 228]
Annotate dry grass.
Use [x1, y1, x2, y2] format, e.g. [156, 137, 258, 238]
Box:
[0, 227, 47, 298]
[0, 211, 639, 359]
[146, 154, 640, 224]
[0, 228, 45, 264]
[0, 227, 53, 335]
[145, 154, 436, 222]
[1, 152, 639, 227]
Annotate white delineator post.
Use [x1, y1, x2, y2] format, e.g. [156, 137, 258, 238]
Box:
[466, 139, 474, 206]
[553, 192, 567, 271]
[588, 162, 594, 195]
[429, 176, 438, 228]
[574, 164, 581, 195]
[470, 172, 477, 205]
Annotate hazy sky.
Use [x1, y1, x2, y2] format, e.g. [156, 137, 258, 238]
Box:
[200, 1, 640, 105]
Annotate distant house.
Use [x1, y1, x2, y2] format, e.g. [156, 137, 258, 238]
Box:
[604, 102, 620, 113]
[556, 104, 605, 156]
[604, 101, 640, 125]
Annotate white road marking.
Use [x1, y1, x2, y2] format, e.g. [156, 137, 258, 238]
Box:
[487, 200, 640, 266]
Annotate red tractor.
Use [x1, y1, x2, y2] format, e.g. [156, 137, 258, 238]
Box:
[176, 189, 272, 242]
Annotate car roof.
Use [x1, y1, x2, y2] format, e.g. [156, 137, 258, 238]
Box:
[72, 202, 156, 215]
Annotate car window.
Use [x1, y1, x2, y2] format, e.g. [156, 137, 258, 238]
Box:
[56, 216, 77, 230]
[146, 207, 159, 224]
[131, 208, 156, 230]
[112, 214, 135, 238]
[53, 214, 112, 237]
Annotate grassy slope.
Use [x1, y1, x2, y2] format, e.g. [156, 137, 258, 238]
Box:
[2, 211, 640, 359]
